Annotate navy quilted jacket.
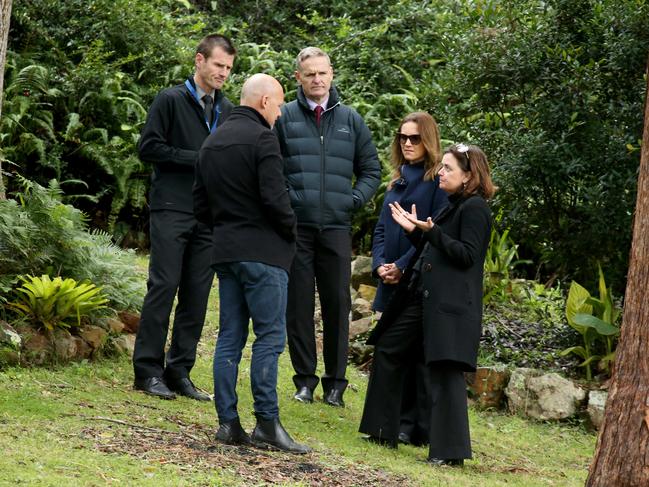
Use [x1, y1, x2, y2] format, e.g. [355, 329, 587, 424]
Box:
[275, 86, 381, 228]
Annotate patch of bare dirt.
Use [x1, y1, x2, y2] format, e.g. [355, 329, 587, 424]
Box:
[78, 417, 408, 486]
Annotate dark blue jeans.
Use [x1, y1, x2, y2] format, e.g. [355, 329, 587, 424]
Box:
[212, 261, 288, 423]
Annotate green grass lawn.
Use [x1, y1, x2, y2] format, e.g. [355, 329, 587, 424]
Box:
[0, 278, 596, 486]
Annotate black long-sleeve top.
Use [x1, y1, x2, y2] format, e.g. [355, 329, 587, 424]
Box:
[138, 78, 234, 213]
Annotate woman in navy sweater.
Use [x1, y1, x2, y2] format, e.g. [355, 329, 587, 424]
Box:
[372, 112, 448, 312]
[370, 112, 448, 445]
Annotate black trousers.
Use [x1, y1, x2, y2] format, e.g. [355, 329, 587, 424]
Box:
[399, 360, 430, 446]
[286, 227, 351, 393]
[359, 295, 472, 460]
[133, 210, 214, 381]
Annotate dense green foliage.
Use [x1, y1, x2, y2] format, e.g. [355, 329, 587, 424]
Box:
[481, 280, 580, 374]
[0, 178, 145, 312]
[9, 274, 108, 330]
[562, 266, 621, 380]
[3, 0, 648, 291]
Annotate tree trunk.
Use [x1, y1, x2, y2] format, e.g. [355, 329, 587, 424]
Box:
[586, 57, 649, 486]
[0, 0, 12, 200]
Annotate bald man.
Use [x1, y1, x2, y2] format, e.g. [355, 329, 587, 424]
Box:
[194, 74, 310, 454]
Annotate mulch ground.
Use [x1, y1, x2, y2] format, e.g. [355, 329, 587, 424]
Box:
[79, 416, 409, 486]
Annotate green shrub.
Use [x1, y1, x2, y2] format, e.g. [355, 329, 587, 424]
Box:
[0, 178, 145, 312]
[561, 265, 620, 380]
[9, 275, 108, 330]
[4, 0, 647, 293]
[480, 279, 579, 373]
[483, 218, 532, 304]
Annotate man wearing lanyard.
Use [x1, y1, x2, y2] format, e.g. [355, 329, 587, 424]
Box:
[133, 34, 236, 401]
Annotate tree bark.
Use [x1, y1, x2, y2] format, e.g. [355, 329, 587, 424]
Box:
[586, 57, 649, 486]
[0, 0, 12, 200]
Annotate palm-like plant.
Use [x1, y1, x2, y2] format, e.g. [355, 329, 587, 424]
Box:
[9, 275, 108, 330]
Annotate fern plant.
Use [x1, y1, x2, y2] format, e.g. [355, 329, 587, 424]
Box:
[1, 177, 145, 312]
[9, 275, 108, 331]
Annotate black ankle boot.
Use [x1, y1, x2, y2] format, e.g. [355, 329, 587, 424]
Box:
[215, 417, 251, 445]
[251, 417, 311, 454]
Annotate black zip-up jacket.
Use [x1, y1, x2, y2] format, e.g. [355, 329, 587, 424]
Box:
[193, 106, 297, 272]
[275, 86, 381, 228]
[138, 77, 234, 213]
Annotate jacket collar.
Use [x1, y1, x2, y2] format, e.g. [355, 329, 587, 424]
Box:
[433, 192, 474, 223]
[230, 106, 271, 129]
[186, 76, 224, 104]
[296, 85, 340, 112]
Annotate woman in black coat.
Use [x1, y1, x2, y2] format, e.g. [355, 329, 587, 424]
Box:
[359, 143, 496, 466]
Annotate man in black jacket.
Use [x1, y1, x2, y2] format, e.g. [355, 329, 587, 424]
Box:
[194, 73, 310, 454]
[275, 47, 381, 407]
[132, 34, 236, 401]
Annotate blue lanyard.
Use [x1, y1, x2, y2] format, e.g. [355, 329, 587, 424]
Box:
[185, 79, 220, 133]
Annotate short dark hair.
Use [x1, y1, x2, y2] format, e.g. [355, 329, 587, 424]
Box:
[196, 34, 236, 58]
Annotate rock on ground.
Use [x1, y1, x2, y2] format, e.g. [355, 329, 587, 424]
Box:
[351, 256, 374, 290]
[505, 368, 586, 420]
[587, 390, 608, 429]
[466, 365, 511, 409]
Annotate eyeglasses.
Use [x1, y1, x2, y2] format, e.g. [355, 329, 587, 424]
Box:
[397, 133, 422, 146]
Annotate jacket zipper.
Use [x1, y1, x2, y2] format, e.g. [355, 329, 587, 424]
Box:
[319, 118, 325, 230]
[317, 102, 339, 230]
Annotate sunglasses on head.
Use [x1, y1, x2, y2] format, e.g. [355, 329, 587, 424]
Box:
[456, 143, 471, 168]
[397, 133, 422, 146]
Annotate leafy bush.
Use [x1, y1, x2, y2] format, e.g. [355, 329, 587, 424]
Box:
[433, 0, 647, 291]
[4, 0, 646, 293]
[561, 266, 620, 380]
[0, 178, 145, 311]
[4, 0, 206, 240]
[9, 275, 108, 330]
[483, 218, 532, 304]
[480, 279, 580, 374]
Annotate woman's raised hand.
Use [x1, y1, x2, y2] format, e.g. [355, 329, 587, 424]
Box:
[389, 202, 434, 233]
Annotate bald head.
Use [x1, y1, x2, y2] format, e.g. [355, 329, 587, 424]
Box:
[240, 73, 285, 127]
[240, 74, 283, 105]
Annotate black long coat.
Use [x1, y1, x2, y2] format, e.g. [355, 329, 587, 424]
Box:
[368, 193, 492, 371]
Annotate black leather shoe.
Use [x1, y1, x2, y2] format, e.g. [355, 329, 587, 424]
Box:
[361, 435, 397, 449]
[215, 417, 251, 445]
[167, 377, 211, 401]
[398, 432, 411, 445]
[133, 377, 176, 400]
[323, 389, 345, 407]
[293, 386, 313, 404]
[427, 458, 464, 467]
[251, 417, 311, 454]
